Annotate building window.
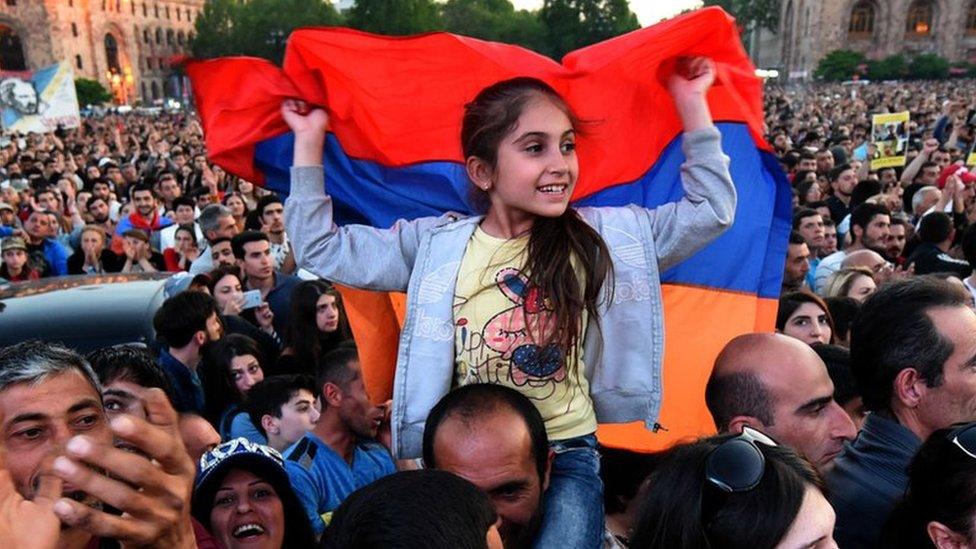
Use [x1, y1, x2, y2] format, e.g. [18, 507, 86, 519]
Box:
[0, 26, 27, 71]
[968, 1, 976, 34]
[154, 3, 159, 18]
[5, 0, 16, 5]
[143, 28, 149, 43]
[102, 0, 106, 10]
[151, 81, 159, 100]
[178, 31, 185, 45]
[131, 1, 135, 15]
[105, 34, 121, 73]
[71, 22, 78, 37]
[906, 0, 933, 35]
[176, 7, 181, 21]
[155, 28, 162, 44]
[165, 6, 170, 19]
[166, 29, 173, 45]
[849, 1, 875, 37]
[116, 0, 121, 11]
[75, 55, 82, 70]
[143, 3, 147, 17]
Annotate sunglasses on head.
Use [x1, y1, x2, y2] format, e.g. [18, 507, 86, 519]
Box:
[701, 427, 778, 528]
[950, 422, 976, 459]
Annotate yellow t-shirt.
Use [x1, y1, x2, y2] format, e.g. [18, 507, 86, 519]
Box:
[452, 226, 597, 441]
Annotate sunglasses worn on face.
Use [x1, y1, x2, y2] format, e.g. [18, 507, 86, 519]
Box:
[701, 427, 778, 529]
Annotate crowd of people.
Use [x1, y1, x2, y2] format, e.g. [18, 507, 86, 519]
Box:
[5, 62, 976, 549]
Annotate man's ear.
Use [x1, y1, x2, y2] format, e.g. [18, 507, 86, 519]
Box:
[893, 367, 924, 409]
[927, 520, 970, 549]
[261, 414, 278, 436]
[727, 415, 764, 435]
[465, 157, 493, 192]
[194, 330, 206, 348]
[322, 382, 342, 408]
[541, 448, 554, 492]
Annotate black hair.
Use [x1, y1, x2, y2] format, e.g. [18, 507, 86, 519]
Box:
[601, 447, 664, 515]
[175, 223, 197, 246]
[85, 194, 107, 211]
[284, 280, 352, 371]
[152, 291, 219, 349]
[322, 470, 498, 549]
[829, 163, 852, 182]
[316, 346, 360, 404]
[850, 180, 882, 209]
[788, 231, 805, 246]
[851, 276, 966, 413]
[850, 202, 890, 242]
[881, 424, 976, 548]
[255, 194, 283, 218]
[776, 291, 835, 343]
[811, 343, 859, 406]
[630, 435, 823, 549]
[200, 334, 265, 425]
[962, 223, 976, 268]
[130, 181, 155, 198]
[423, 383, 549, 482]
[791, 208, 820, 231]
[245, 374, 318, 437]
[171, 196, 196, 211]
[918, 211, 954, 244]
[823, 296, 860, 346]
[230, 230, 269, 260]
[705, 370, 774, 432]
[86, 344, 173, 395]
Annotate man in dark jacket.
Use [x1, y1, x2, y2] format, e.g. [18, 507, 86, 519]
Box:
[907, 212, 971, 277]
[828, 277, 976, 548]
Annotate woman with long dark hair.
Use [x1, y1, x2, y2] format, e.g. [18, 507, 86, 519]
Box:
[777, 291, 836, 346]
[200, 334, 267, 442]
[631, 431, 837, 548]
[282, 57, 736, 545]
[276, 280, 351, 376]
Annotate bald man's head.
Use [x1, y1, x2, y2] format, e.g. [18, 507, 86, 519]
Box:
[842, 249, 885, 273]
[705, 333, 857, 471]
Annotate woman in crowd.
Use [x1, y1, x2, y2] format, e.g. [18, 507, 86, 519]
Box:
[882, 423, 976, 549]
[67, 225, 121, 274]
[193, 438, 316, 549]
[630, 430, 837, 548]
[777, 291, 835, 346]
[277, 280, 351, 376]
[207, 264, 280, 359]
[796, 178, 823, 206]
[223, 192, 249, 234]
[823, 266, 877, 303]
[163, 223, 201, 272]
[201, 334, 267, 442]
[236, 178, 260, 211]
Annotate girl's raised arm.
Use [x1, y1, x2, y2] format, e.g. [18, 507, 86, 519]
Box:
[643, 57, 737, 272]
[282, 99, 435, 292]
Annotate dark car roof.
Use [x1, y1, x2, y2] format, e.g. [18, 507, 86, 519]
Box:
[0, 273, 173, 354]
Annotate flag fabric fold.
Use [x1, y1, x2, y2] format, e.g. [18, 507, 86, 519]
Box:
[187, 6, 790, 451]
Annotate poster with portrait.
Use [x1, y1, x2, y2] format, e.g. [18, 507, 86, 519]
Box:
[0, 61, 80, 134]
[870, 111, 910, 170]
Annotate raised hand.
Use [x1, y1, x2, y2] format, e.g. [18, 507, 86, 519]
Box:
[666, 56, 716, 101]
[0, 441, 61, 549]
[281, 99, 329, 136]
[50, 389, 197, 548]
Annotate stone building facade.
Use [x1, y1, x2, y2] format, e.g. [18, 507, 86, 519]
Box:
[0, 0, 204, 104]
[756, 0, 976, 79]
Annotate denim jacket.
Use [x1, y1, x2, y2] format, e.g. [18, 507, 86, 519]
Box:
[285, 126, 735, 458]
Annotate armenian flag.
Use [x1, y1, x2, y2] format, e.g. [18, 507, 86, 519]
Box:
[186, 6, 790, 452]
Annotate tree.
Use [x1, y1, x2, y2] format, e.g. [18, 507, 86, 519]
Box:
[703, 0, 780, 33]
[539, 0, 640, 60]
[908, 53, 949, 80]
[75, 78, 111, 106]
[347, 0, 443, 36]
[190, 0, 343, 64]
[813, 49, 866, 81]
[867, 54, 907, 81]
[442, 0, 548, 54]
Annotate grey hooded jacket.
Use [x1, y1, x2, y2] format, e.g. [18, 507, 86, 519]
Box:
[285, 126, 736, 458]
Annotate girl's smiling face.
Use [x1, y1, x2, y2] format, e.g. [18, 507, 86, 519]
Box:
[474, 96, 578, 232]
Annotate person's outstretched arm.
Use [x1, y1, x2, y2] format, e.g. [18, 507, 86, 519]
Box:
[283, 99, 435, 292]
[642, 57, 736, 272]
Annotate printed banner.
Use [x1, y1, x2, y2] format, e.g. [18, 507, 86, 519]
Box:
[870, 111, 910, 170]
[0, 61, 80, 134]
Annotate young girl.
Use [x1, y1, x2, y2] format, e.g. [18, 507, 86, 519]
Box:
[282, 57, 735, 547]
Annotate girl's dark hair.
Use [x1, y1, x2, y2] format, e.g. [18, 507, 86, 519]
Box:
[630, 435, 824, 549]
[776, 290, 836, 344]
[206, 264, 243, 295]
[175, 223, 197, 246]
[200, 334, 265, 426]
[881, 424, 976, 548]
[461, 77, 613, 353]
[284, 280, 352, 372]
[322, 469, 498, 549]
[795, 178, 819, 206]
